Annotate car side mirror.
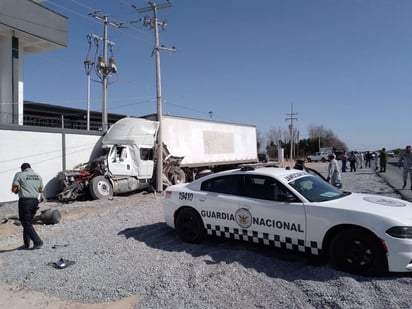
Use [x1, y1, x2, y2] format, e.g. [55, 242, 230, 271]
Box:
[280, 192, 299, 203]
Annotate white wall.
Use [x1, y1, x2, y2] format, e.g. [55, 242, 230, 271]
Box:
[0, 126, 101, 203]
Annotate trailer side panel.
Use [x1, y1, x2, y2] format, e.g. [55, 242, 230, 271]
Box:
[161, 115, 258, 167]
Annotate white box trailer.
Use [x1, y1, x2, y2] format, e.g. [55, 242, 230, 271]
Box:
[159, 115, 258, 169]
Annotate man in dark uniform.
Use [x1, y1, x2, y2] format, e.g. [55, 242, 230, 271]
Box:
[379, 148, 387, 173]
[11, 163, 44, 249]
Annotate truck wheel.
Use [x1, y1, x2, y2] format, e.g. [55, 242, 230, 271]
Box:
[175, 208, 205, 243]
[329, 228, 388, 276]
[307, 158, 312, 162]
[170, 169, 186, 185]
[89, 176, 113, 200]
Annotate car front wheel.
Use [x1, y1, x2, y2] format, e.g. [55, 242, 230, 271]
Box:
[329, 228, 388, 276]
[175, 208, 205, 243]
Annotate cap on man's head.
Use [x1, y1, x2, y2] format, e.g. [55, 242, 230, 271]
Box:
[20, 163, 31, 171]
[328, 153, 336, 159]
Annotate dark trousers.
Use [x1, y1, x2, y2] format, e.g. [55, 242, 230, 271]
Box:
[341, 159, 347, 172]
[18, 198, 42, 247]
[380, 161, 386, 172]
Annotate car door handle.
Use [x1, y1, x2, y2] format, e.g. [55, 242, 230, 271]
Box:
[199, 198, 206, 202]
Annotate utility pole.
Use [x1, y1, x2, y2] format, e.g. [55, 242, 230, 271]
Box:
[88, 11, 123, 131]
[132, 2, 175, 192]
[286, 102, 298, 160]
[84, 58, 93, 131]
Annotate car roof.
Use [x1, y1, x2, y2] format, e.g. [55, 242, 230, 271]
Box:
[194, 163, 309, 183]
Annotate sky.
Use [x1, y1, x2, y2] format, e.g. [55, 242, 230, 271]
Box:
[24, 0, 412, 151]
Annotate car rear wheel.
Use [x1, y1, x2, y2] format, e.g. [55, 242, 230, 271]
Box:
[321, 157, 326, 162]
[329, 228, 388, 276]
[175, 208, 205, 243]
[89, 176, 113, 200]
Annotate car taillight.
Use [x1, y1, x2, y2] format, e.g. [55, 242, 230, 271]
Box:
[165, 191, 172, 199]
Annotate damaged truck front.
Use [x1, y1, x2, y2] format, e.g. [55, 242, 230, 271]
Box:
[57, 117, 184, 202]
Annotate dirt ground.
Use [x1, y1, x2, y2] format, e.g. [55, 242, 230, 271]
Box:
[0, 200, 141, 309]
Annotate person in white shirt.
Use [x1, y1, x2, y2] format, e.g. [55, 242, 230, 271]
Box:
[327, 153, 342, 188]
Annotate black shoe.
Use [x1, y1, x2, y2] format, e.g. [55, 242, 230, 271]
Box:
[17, 245, 30, 250]
[32, 241, 43, 250]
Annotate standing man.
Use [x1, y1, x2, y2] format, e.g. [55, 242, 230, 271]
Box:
[399, 145, 412, 189]
[379, 148, 387, 172]
[364, 151, 372, 168]
[341, 152, 347, 173]
[348, 151, 357, 172]
[327, 153, 342, 188]
[356, 152, 364, 169]
[11, 163, 44, 249]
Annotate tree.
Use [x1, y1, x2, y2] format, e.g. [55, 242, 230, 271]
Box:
[306, 124, 347, 153]
[262, 124, 347, 160]
[266, 127, 290, 147]
[256, 129, 264, 153]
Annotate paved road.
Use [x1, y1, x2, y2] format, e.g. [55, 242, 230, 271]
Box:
[377, 157, 412, 202]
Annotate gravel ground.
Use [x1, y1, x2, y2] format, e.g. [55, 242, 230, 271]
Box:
[0, 163, 412, 308]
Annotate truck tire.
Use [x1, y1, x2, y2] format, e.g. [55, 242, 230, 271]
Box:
[170, 168, 186, 185]
[89, 176, 113, 200]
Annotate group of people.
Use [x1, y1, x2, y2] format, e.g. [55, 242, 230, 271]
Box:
[326, 145, 412, 190]
[340, 150, 379, 173]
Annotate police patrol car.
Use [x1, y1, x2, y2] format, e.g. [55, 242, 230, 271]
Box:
[163, 164, 412, 276]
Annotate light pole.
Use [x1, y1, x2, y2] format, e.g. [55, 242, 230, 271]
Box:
[84, 60, 93, 131]
[88, 11, 123, 131]
[286, 102, 298, 160]
[102, 15, 108, 131]
[132, 2, 175, 192]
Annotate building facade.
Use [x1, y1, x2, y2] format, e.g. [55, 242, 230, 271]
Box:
[0, 0, 67, 125]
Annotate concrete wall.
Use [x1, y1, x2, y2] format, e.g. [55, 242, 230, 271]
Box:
[0, 125, 102, 203]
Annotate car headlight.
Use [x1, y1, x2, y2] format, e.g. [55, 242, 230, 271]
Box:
[386, 226, 412, 239]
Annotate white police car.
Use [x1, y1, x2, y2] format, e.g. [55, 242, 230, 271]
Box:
[163, 164, 412, 276]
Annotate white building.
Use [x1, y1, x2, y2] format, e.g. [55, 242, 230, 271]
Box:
[0, 0, 67, 125]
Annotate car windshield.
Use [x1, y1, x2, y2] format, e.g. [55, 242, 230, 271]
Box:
[288, 175, 348, 202]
